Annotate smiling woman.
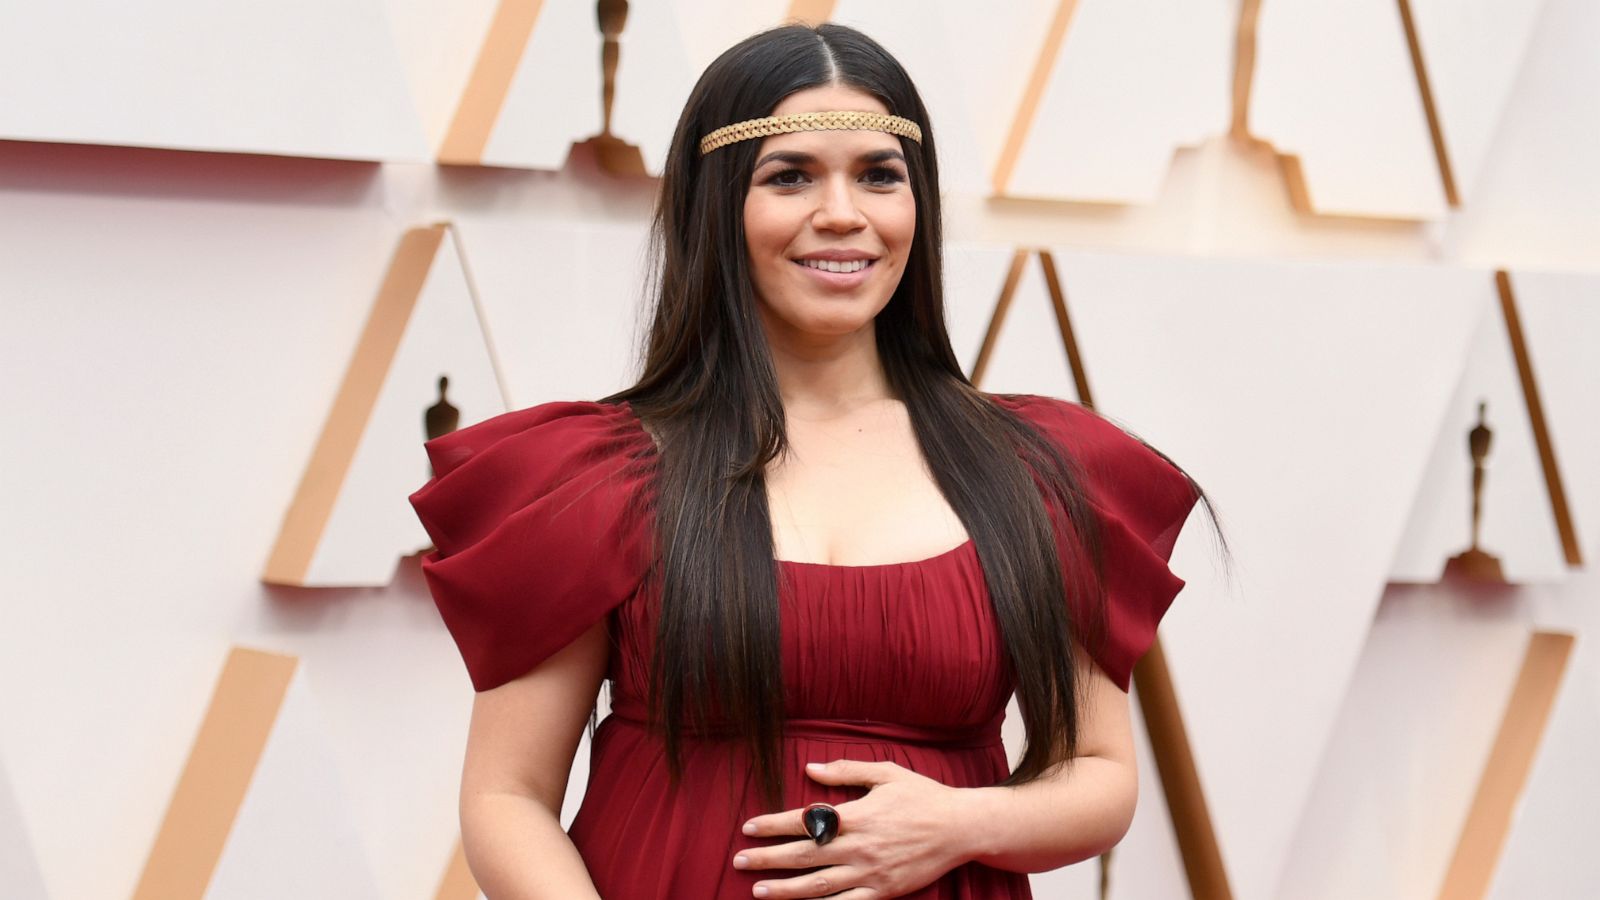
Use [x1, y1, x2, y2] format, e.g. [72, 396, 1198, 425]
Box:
[410, 19, 1222, 900]
[743, 101, 915, 334]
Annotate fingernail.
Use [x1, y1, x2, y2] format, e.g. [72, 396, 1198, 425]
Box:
[805, 762, 824, 772]
[753, 887, 769, 898]
[733, 854, 748, 869]
[742, 821, 756, 835]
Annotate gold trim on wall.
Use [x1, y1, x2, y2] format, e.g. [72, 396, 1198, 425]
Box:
[1395, 0, 1461, 207]
[991, 0, 1084, 196]
[972, 248, 1231, 898]
[1437, 631, 1575, 899]
[439, 0, 549, 165]
[786, 0, 838, 27]
[261, 223, 449, 585]
[969, 248, 1031, 384]
[132, 647, 298, 900]
[434, 837, 479, 900]
[1496, 270, 1583, 567]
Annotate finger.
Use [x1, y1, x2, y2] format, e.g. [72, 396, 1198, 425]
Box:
[742, 793, 874, 839]
[733, 836, 841, 873]
[804, 759, 901, 787]
[751, 864, 864, 899]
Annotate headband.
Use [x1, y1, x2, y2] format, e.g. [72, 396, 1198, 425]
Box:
[698, 110, 923, 155]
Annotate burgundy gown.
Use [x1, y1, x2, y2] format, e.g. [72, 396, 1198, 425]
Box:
[408, 393, 1198, 899]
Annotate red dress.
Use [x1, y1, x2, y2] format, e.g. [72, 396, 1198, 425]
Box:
[409, 393, 1198, 899]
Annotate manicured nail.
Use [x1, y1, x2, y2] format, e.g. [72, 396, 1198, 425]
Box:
[742, 821, 756, 835]
[753, 886, 769, 898]
[805, 762, 824, 772]
[733, 854, 749, 869]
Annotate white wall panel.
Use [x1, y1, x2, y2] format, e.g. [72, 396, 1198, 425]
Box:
[0, 755, 47, 900]
[384, 0, 503, 146]
[1054, 250, 1482, 900]
[1408, 0, 1548, 203]
[1513, 270, 1600, 560]
[942, 242, 1020, 374]
[1445, 0, 1600, 268]
[1389, 286, 1568, 583]
[1276, 584, 1531, 900]
[206, 663, 383, 900]
[1007, 0, 1235, 204]
[968, 252, 1082, 402]
[292, 227, 505, 587]
[1487, 606, 1600, 898]
[1251, 0, 1448, 219]
[480, 0, 604, 170]
[0, 0, 429, 162]
[451, 217, 652, 406]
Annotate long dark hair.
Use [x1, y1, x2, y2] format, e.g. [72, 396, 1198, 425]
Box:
[600, 22, 1223, 812]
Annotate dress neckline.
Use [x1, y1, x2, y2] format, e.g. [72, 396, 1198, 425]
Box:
[776, 536, 976, 570]
[616, 399, 978, 572]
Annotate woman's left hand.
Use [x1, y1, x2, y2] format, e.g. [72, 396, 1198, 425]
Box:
[732, 759, 976, 899]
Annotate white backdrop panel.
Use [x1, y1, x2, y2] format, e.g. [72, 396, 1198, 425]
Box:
[1408, 0, 1548, 204]
[1488, 601, 1600, 899]
[1388, 286, 1567, 583]
[1053, 249, 1483, 900]
[942, 242, 1020, 375]
[481, 0, 604, 171]
[1445, 0, 1600, 269]
[452, 217, 652, 406]
[1008, 0, 1235, 204]
[384, 0, 503, 147]
[0, 754, 47, 900]
[1513, 270, 1600, 560]
[1275, 584, 1531, 900]
[969, 253, 1082, 402]
[206, 661, 383, 900]
[1251, 0, 1447, 219]
[934, 0, 1058, 181]
[307, 228, 505, 586]
[0, 0, 428, 162]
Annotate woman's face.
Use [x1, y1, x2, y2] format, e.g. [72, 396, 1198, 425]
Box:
[742, 84, 917, 342]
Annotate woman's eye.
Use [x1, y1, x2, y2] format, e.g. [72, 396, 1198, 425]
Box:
[863, 166, 906, 187]
[766, 168, 808, 187]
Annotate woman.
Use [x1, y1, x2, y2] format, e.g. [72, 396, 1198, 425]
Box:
[409, 22, 1223, 900]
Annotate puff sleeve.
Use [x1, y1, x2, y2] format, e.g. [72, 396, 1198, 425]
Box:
[408, 400, 658, 692]
[997, 394, 1200, 691]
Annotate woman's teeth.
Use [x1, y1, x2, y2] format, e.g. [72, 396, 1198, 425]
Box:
[798, 258, 872, 274]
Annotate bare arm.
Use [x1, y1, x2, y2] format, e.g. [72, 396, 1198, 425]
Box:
[960, 640, 1140, 873]
[457, 619, 611, 899]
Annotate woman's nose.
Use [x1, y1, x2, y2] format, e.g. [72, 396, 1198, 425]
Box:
[811, 177, 868, 232]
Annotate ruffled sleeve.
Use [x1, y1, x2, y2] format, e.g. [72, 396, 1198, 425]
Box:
[995, 393, 1200, 691]
[408, 400, 658, 692]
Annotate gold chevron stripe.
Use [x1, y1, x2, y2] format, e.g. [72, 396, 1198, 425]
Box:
[132, 647, 298, 899]
[1438, 631, 1574, 899]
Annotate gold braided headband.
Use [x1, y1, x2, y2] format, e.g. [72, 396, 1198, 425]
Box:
[699, 110, 923, 155]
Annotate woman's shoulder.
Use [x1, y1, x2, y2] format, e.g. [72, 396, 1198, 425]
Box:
[407, 398, 658, 692]
[989, 391, 1198, 557]
[411, 398, 656, 556]
[420, 399, 651, 483]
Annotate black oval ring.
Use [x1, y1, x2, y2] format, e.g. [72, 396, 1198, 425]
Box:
[802, 802, 840, 845]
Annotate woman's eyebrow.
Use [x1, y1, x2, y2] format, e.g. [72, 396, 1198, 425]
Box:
[752, 148, 909, 169]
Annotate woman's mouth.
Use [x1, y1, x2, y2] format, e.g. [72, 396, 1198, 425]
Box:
[791, 257, 877, 288]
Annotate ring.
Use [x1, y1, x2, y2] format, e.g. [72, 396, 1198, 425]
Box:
[802, 802, 840, 845]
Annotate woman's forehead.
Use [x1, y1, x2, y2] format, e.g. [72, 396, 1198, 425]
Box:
[752, 128, 904, 164]
[768, 84, 887, 117]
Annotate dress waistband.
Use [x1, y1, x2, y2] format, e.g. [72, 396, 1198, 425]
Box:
[606, 696, 1004, 750]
